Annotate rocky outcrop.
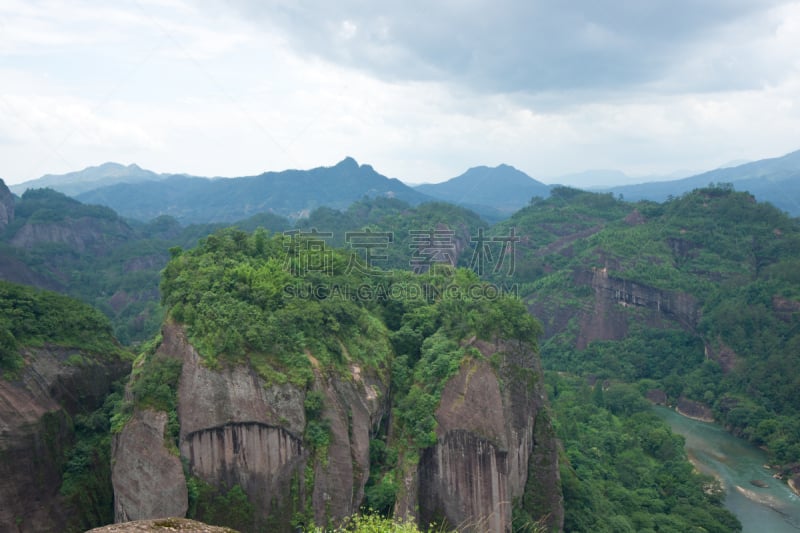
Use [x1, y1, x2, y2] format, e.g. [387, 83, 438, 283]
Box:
[111, 324, 562, 532]
[112, 323, 390, 531]
[0, 177, 13, 230]
[704, 339, 739, 374]
[0, 346, 129, 532]
[676, 397, 714, 422]
[112, 409, 188, 522]
[10, 217, 132, 254]
[645, 389, 668, 405]
[398, 340, 563, 532]
[87, 517, 240, 532]
[309, 360, 386, 526]
[0, 254, 62, 291]
[570, 267, 700, 348]
[772, 295, 800, 323]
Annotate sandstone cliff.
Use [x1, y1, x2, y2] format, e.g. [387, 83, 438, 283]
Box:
[531, 267, 701, 349]
[0, 177, 13, 231]
[9, 216, 132, 254]
[0, 346, 129, 532]
[396, 339, 563, 532]
[112, 324, 563, 533]
[112, 323, 389, 531]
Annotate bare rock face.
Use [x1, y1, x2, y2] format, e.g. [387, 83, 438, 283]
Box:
[553, 267, 701, 349]
[0, 346, 129, 532]
[0, 177, 13, 230]
[309, 361, 385, 527]
[772, 295, 800, 323]
[9, 217, 132, 254]
[112, 409, 188, 522]
[703, 339, 739, 374]
[112, 323, 390, 531]
[676, 397, 714, 422]
[400, 340, 563, 533]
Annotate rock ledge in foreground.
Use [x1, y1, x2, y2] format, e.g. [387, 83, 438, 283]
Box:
[86, 517, 239, 532]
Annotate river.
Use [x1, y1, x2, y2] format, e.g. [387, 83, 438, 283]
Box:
[654, 405, 800, 532]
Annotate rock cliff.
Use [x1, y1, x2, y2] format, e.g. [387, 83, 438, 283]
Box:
[9, 216, 132, 254]
[0, 346, 129, 532]
[397, 339, 563, 532]
[112, 409, 189, 522]
[0, 178, 13, 230]
[112, 324, 563, 533]
[112, 323, 390, 531]
[531, 267, 701, 349]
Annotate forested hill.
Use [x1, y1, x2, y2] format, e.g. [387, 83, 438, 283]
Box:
[510, 185, 800, 472]
[76, 158, 432, 223]
[0, 178, 764, 531]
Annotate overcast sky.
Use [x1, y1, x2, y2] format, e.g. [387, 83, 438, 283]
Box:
[1, 0, 799, 186]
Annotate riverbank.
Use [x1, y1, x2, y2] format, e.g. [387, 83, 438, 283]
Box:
[675, 397, 715, 423]
[674, 404, 800, 501]
[675, 405, 715, 423]
[655, 405, 800, 533]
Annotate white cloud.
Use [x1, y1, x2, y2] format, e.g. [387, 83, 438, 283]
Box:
[0, 0, 799, 187]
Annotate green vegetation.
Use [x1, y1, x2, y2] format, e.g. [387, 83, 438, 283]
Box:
[311, 511, 454, 532]
[8, 179, 794, 531]
[0, 280, 124, 375]
[295, 197, 487, 271]
[60, 383, 126, 532]
[526, 186, 800, 471]
[158, 227, 544, 528]
[549, 373, 741, 532]
[112, 336, 182, 448]
[188, 479, 255, 533]
[1, 188, 292, 345]
[0, 279, 130, 532]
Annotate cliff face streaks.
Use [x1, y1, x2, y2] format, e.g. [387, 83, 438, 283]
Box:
[399, 341, 563, 533]
[1, 346, 128, 532]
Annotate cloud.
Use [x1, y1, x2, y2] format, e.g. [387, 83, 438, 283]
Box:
[0, 0, 798, 186]
[224, 0, 795, 98]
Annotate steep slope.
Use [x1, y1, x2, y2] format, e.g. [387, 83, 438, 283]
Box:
[0, 189, 292, 344]
[295, 197, 488, 272]
[10, 162, 166, 197]
[77, 158, 433, 224]
[605, 149, 800, 215]
[0, 282, 131, 532]
[111, 229, 563, 532]
[516, 186, 800, 479]
[398, 339, 562, 532]
[415, 164, 550, 220]
[0, 178, 13, 231]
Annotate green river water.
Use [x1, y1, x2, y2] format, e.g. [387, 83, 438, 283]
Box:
[654, 405, 800, 532]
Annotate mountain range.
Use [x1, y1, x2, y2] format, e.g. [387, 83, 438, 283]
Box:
[75, 157, 431, 223]
[7, 149, 800, 223]
[602, 149, 800, 215]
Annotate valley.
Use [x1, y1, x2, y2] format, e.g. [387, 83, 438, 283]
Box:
[1, 154, 799, 532]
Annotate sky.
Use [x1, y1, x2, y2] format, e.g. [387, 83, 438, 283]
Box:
[1, 0, 799, 187]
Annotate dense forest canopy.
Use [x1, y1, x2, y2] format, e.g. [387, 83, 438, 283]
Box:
[2, 178, 798, 531]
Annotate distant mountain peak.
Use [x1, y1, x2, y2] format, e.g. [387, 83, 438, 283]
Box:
[11, 162, 164, 196]
[336, 156, 360, 170]
[414, 164, 550, 218]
